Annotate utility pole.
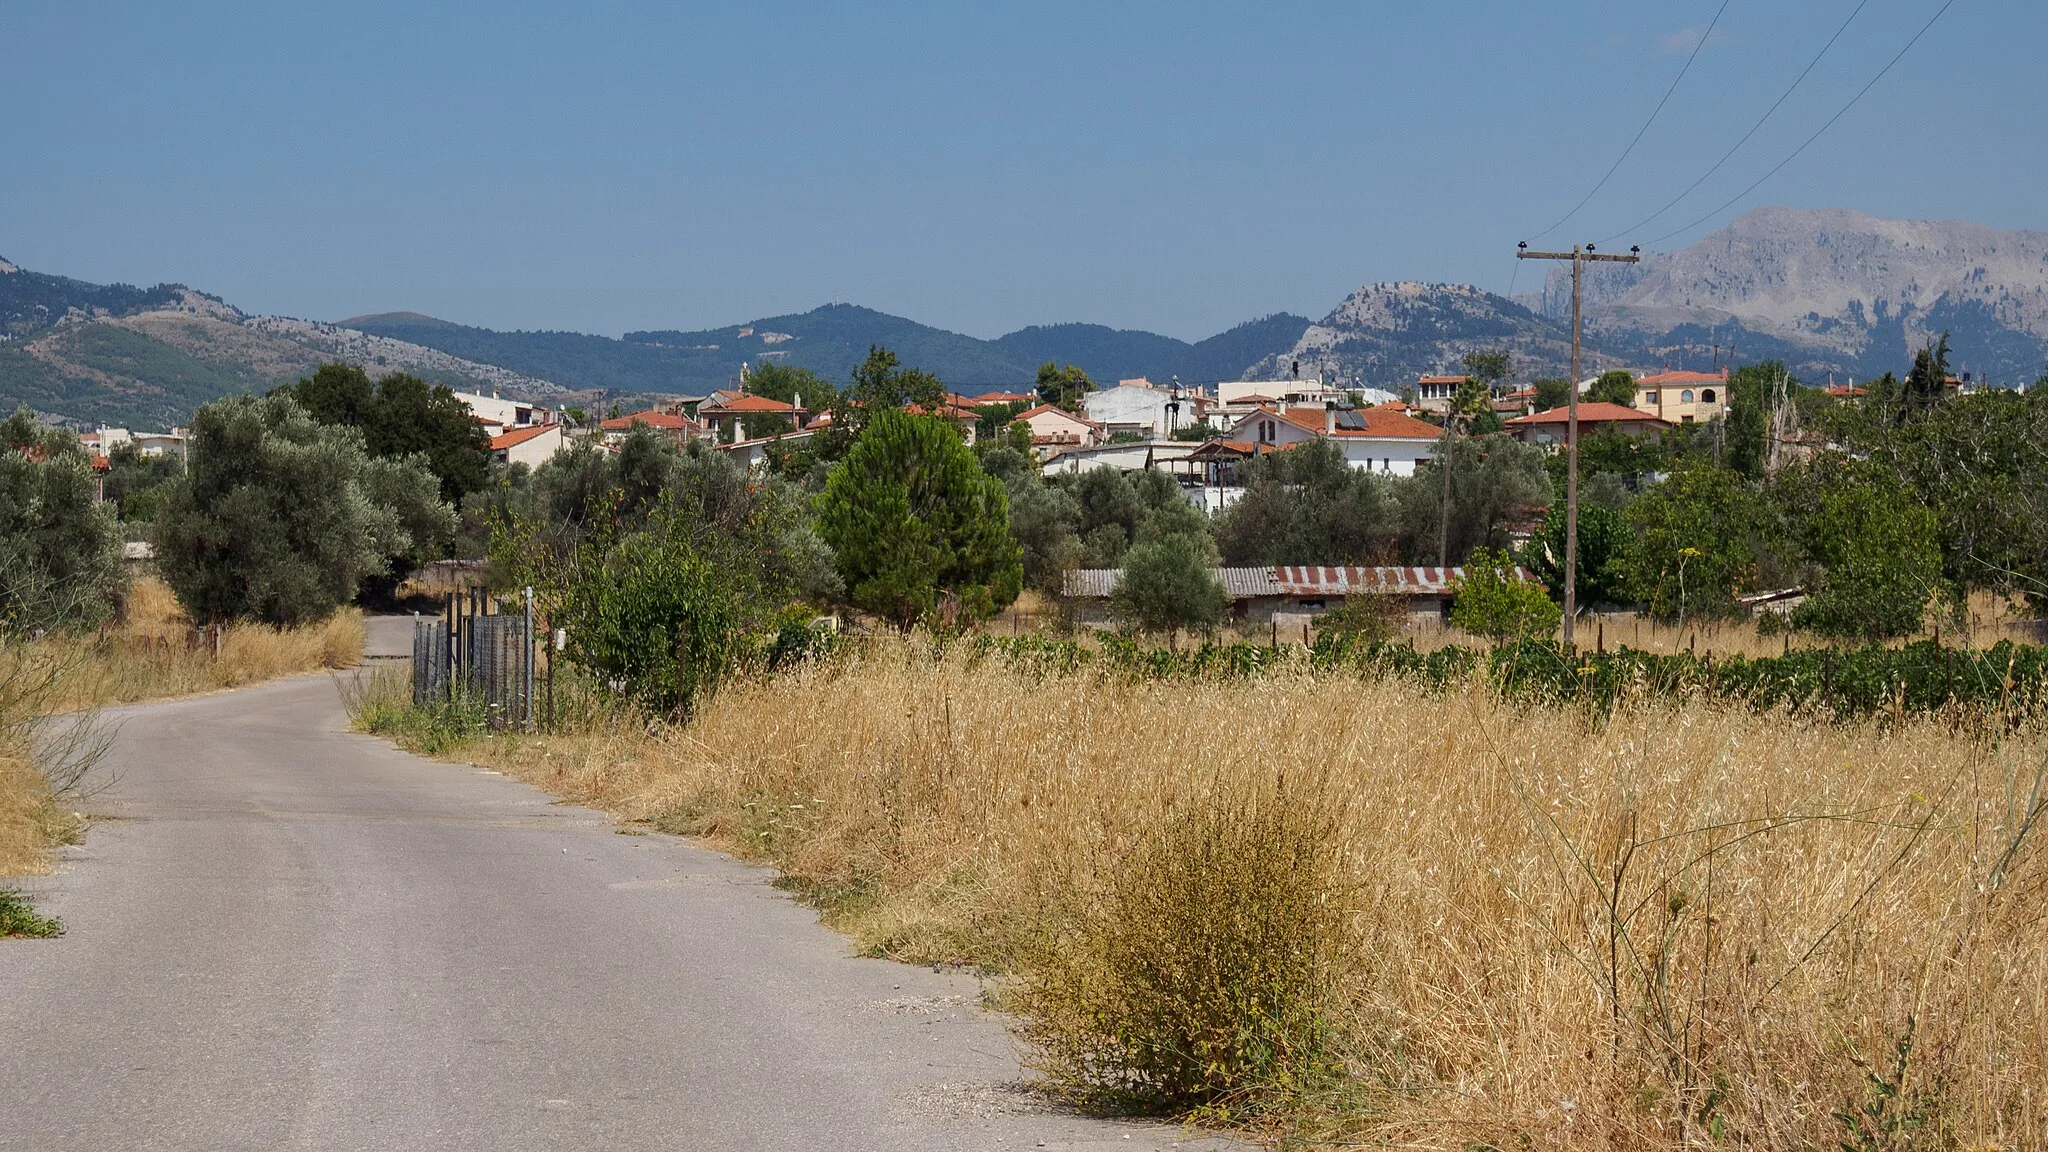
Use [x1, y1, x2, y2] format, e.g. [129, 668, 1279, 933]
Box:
[1516, 242, 1639, 649]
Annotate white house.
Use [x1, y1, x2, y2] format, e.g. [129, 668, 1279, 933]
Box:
[489, 423, 564, 469]
[1223, 403, 1443, 475]
[1080, 379, 1206, 439]
[715, 427, 818, 471]
[130, 430, 188, 458]
[455, 390, 552, 432]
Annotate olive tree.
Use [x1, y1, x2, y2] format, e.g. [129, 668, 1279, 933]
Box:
[0, 407, 124, 631]
[152, 394, 454, 626]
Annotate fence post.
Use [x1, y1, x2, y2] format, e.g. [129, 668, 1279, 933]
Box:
[524, 587, 535, 733]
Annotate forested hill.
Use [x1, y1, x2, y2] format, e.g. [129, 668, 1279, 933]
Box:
[345, 305, 1315, 397]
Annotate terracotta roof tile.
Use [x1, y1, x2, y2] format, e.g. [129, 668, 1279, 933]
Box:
[1506, 402, 1674, 427]
[701, 394, 798, 413]
[600, 410, 694, 431]
[489, 423, 559, 451]
[1635, 369, 1727, 386]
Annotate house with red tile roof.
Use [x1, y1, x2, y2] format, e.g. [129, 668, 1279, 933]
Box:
[1222, 402, 1445, 475]
[1630, 368, 1728, 424]
[489, 423, 565, 469]
[905, 398, 982, 445]
[1414, 374, 1469, 414]
[1504, 402, 1675, 447]
[1015, 403, 1102, 453]
[598, 409, 706, 446]
[970, 390, 1037, 406]
[696, 393, 807, 442]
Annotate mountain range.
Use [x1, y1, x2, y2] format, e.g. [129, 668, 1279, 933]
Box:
[1519, 206, 2048, 384]
[5, 206, 2044, 429]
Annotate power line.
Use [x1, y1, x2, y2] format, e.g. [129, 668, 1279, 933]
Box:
[1524, 0, 1734, 244]
[1645, 0, 1962, 247]
[1600, 0, 1874, 244]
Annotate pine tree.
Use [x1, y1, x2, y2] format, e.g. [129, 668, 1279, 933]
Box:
[817, 410, 1022, 628]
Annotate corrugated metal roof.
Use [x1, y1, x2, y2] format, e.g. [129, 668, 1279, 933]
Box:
[1063, 565, 1534, 599]
[1064, 568, 1278, 599]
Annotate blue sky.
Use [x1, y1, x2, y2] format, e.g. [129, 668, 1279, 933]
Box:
[3, 1, 2036, 340]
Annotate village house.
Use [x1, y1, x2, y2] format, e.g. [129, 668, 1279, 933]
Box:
[1221, 401, 1444, 475]
[1080, 378, 1210, 439]
[130, 430, 188, 458]
[1412, 374, 1469, 414]
[716, 427, 821, 471]
[1504, 402, 1675, 446]
[454, 390, 552, 434]
[971, 390, 1037, 407]
[1015, 403, 1103, 453]
[1631, 368, 1728, 424]
[488, 423, 564, 469]
[696, 393, 806, 443]
[599, 409, 706, 446]
[908, 396, 982, 445]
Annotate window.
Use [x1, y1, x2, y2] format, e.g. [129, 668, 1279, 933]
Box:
[1701, 388, 1716, 403]
[1644, 390, 1659, 404]
[1681, 389, 1695, 403]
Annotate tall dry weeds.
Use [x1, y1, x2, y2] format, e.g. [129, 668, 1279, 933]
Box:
[448, 647, 2047, 1148]
[34, 576, 365, 714]
[2, 576, 366, 876]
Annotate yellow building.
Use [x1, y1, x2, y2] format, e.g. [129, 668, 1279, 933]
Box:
[1633, 368, 1729, 425]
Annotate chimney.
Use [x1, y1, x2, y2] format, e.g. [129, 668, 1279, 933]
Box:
[1324, 400, 1336, 435]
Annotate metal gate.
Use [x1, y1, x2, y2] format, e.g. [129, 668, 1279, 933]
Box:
[412, 593, 534, 731]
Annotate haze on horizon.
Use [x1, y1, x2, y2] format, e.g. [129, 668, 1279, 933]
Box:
[4, 1, 2038, 342]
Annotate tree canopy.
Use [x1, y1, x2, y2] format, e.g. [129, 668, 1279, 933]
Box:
[276, 364, 494, 504]
[152, 394, 455, 626]
[0, 407, 124, 631]
[817, 409, 1021, 628]
[1035, 362, 1095, 413]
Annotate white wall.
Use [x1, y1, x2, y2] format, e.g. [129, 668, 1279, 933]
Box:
[1332, 437, 1435, 477]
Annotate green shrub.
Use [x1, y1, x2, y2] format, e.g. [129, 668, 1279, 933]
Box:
[1450, 547, 1560, 641]
[1792, 463, 1941, 640]
[1110, 533, 1229, 638]
[1015, 789, 1352, 1120]
[0, 885, 63, 938]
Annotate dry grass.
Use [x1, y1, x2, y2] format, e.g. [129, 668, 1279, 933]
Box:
[1, 576, 365, 877]
[0, 747, 57, 876]
[34, 576, 365, 714]
[416, 648, 2047, 1148]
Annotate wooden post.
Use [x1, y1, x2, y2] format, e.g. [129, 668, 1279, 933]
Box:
[1597, 618, 1604, 654]
[1518, 243, 1639, 650]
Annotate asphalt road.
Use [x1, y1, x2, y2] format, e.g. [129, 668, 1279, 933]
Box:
[1, 627, 1232, 1151]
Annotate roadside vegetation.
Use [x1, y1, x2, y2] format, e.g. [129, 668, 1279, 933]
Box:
[353, 639, 2048, 1147]
[1, 385, 392, 891]
[338, 336, 2048, 1146]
